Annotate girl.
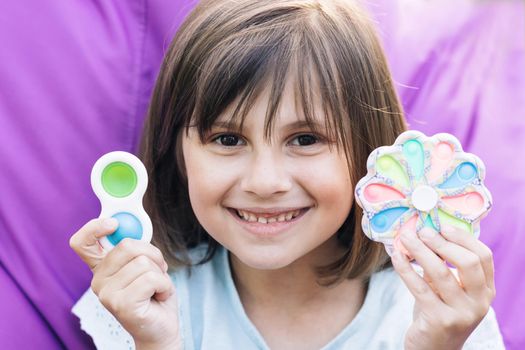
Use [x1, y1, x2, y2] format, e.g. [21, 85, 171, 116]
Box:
[70, 0, 504, 349]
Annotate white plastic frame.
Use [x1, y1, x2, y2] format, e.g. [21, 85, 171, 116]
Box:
[90, 151, 152, 251]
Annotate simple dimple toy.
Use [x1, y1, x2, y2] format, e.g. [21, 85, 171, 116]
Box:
[91, 151, 152, 251]
[354, 130, 492, 258]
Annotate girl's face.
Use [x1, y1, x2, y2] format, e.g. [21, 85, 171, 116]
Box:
[182, 79, 353, 270]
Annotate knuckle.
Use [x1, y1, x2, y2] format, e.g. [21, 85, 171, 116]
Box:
[413, 282, 430, 296]
[89, 218, 105, 235]
[69, 234, 79, 250]
[151, 245, 164, 261]
[431, 239, 446, 253]
[440, 314, 470, 333]
[434, 267, 450, 281]
[463, 254, 481, 270]
[452, 311, 479, 331]
[86, 218, 99, 229]
[95, 218, 106, 231]
[439, 315, 456, 330]
[479, 246, 494, 264]
[143, 270, 160, 284]
[131, 309, 149, 325]
[134, 255, 152, 270]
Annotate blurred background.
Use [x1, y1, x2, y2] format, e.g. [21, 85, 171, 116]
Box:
[0, 0, 523, 348]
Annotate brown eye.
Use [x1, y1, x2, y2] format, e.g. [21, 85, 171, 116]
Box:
[291, 134, 318, 146]
[214, 134, 244, 146]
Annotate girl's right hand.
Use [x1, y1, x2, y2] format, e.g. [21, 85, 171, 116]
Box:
[70, 218, 181, 350]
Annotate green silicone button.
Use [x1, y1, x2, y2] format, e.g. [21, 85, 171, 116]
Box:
[101, 162, 137, 198]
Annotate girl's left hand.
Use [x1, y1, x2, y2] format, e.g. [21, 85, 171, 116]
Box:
[391, 224, 496, 350]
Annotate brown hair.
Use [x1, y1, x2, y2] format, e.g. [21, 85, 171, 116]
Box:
[139, 0, 407, 284]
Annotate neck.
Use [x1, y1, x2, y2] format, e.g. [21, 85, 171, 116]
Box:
[228, 238, 367, 349]
[229, 237, 365, 312]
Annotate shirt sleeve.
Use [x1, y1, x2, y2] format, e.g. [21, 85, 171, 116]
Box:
[463, 307, 506, 349]
[71, 288, 135, 350]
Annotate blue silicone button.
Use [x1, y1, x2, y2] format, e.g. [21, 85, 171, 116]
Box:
[107, 212, 143, 246]
[438, 162, 477, 189]
[371, 207, 409, 233]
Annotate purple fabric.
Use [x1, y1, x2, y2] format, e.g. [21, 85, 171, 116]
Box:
[0, 0, 523, 349]
[367, 1, 525, 348]
[0, 1, 196, 348]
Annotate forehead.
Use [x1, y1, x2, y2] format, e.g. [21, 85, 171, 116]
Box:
[214, 73, 327, 129]
[187, 18, 352, 144]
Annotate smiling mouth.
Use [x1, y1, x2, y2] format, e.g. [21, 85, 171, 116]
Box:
[228, 207, 310, 224]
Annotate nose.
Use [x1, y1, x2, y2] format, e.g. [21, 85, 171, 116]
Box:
[240, 147, 292, 198]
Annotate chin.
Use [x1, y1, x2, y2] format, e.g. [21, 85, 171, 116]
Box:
[232, 246, 299, 271]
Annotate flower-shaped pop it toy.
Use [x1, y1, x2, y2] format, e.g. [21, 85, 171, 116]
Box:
[354, 130, 492, 258]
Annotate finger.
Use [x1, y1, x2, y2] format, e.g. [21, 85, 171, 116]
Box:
[440, 224, 495, 294]
[98, 270, 174, 318]
[92, 254, 164, 295]
[69, 218, 119, 269]
[391, 249, 443, 307]
[95, 239, 168, 278]
[400, 229, 466, 307]
[418, 227, 488, 300]
[121, 269, 174, 304]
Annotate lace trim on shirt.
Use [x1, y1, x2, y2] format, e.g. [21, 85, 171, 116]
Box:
[72, 289, 135, 350]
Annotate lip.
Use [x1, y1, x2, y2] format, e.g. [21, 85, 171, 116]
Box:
[226, 207, 310, 237]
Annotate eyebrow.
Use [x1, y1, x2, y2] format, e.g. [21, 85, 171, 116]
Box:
[211, 119, 325, 131]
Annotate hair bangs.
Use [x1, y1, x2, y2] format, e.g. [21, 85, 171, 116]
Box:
[187, 10, 303, 142]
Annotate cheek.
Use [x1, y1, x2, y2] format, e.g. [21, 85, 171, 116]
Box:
[300, 155, 353, 217]
[183, 149, 240, 233]
[183, 146, 215, 223]
[185, 158, 216, 206]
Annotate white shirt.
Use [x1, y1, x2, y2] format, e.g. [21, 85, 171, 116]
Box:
[72, 245, 505, 349]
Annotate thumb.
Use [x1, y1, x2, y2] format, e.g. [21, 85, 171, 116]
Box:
[69, 217, 118, 269]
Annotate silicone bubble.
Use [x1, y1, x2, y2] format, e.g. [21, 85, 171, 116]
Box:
[354, 130, 492, 259]
[91, 151, 153, 251]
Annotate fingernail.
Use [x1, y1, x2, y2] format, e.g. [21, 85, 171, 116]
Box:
[418, 228, 437, 239]
[103, 218, 119, 230]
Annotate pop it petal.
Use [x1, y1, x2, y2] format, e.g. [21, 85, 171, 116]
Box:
[371, 207, 410, 233]
[403, 140, 425, 180]
[364, 184, 405, 203]
[437, 208, 472, 234]
[355, 130, 492, 259]
[441, 192, 484, 215]
[428, 142, 454, 183]
[376, 155, 410, 188]
[438, 162, 478, 189]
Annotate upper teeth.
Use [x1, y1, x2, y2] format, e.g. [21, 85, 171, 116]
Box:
[236, 209, 302, 223]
